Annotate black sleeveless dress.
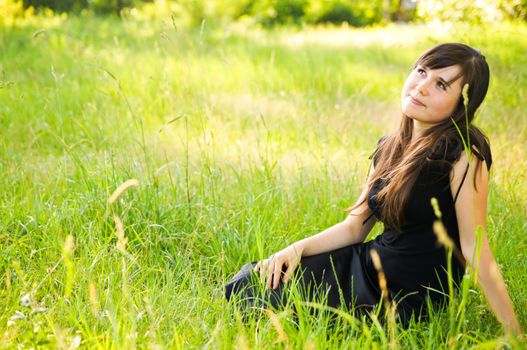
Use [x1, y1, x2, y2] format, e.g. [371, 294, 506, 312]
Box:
[225, 137, 491, 323]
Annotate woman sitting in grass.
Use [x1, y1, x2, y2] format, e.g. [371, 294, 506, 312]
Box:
[225, 43, 522, 335]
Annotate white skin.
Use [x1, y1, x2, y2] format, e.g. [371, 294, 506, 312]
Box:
[401, 64, 463, 139]
[254, 64, 522, 336]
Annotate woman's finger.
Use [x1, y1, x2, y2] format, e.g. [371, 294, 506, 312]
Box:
[282, 262, 296, 285]
[272, 261, 283, 289]
[266, 261, 275, 289]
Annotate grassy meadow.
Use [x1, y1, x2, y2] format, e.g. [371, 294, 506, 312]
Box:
[0, 15, 526, 348]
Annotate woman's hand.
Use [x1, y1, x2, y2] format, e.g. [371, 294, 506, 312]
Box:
[254, 243, 303, 290]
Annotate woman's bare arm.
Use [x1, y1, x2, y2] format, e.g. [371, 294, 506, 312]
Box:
[451, 151, 522, 335]
[255, 170, 377, 289]
[295, 183, 377, 257]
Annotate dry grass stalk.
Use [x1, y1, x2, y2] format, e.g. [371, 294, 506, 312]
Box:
[63, 235, 75, 258]
[265, 308, 290, 349]
[113, 215, 128, 254]
[388, 300, 398, 350]
[432, 221, 455, 251]
[6, 267, 11, 289]
[88, 282, 100, 315]
[462, 84, 469, 108]
[206, 319, 222, 348]
[62, 235, 75, 298]
[430, 197, 442, 219]
[234, 331, 249, 350]
[108, 179, 139, 204]
[303, 340, 316, 350]
[370, 249, 389, 304]
[370, 249, 398, 349]
[433, 220, 465, 264]
[469, 226, 484, 283]
[32, 29, 47, 38]
[430, 197, 465, 264]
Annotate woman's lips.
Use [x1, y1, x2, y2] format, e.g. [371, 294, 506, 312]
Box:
[410, 96, 425, 107]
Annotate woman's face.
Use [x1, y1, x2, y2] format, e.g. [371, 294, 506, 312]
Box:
[401, 64, 464, 130]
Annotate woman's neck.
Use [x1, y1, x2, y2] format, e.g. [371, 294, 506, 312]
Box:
[411, 127, 425, 144]
[411, 120, 434, 143]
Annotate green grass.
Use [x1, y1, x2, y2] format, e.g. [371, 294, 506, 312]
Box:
[0, 16, 526, 348]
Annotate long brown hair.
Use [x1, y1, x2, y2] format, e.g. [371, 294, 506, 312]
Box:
[352, 43, 492, 231]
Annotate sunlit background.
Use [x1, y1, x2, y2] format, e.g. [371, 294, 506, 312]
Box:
[1, 0, 526, 348]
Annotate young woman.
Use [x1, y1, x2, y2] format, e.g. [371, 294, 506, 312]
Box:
[225, 43, 522, 334]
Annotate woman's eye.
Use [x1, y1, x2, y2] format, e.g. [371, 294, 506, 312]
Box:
[437, 82, 447, 90]
[417, 68, 425, 75]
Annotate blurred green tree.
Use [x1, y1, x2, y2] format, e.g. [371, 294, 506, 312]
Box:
[22, 0, 85, 13]
[235, 0, 309, 25]
[416, 0, 525, 23]
[3, 0, 526, 24]
[305, 0, 384, 26]
[21, 0, 135, 15]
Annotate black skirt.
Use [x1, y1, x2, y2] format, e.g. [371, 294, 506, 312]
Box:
[225, 241, 382, 315]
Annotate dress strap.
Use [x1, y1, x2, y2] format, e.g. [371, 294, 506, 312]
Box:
[453, 163, 469, 204]
[471, 145, 485, 162]
[362, 212, 375, 225]
[453, 146, 485, 204]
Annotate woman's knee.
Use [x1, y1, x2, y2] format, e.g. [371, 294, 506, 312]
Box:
[225, 262, 259, 301]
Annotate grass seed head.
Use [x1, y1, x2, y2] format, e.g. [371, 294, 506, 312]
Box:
[63, 235, 75, 259]
[235, 332, 249, 350]
[113, 215, 128, 254]
[433, 220, 455, 250]
[109, 179, 139, 204]
[6, 267, 11, 289]
[370, 249, 389, 300]
[462, 83, 469, 108]
[62, 235, 75, 297]
[430, 197, 442, 219]
[433, 220, 466, 264]
[265, 308, 289, 346]
[89, 282, 100, 315]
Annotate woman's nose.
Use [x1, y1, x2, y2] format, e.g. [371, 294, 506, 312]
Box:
[415, 79, 429, 96]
